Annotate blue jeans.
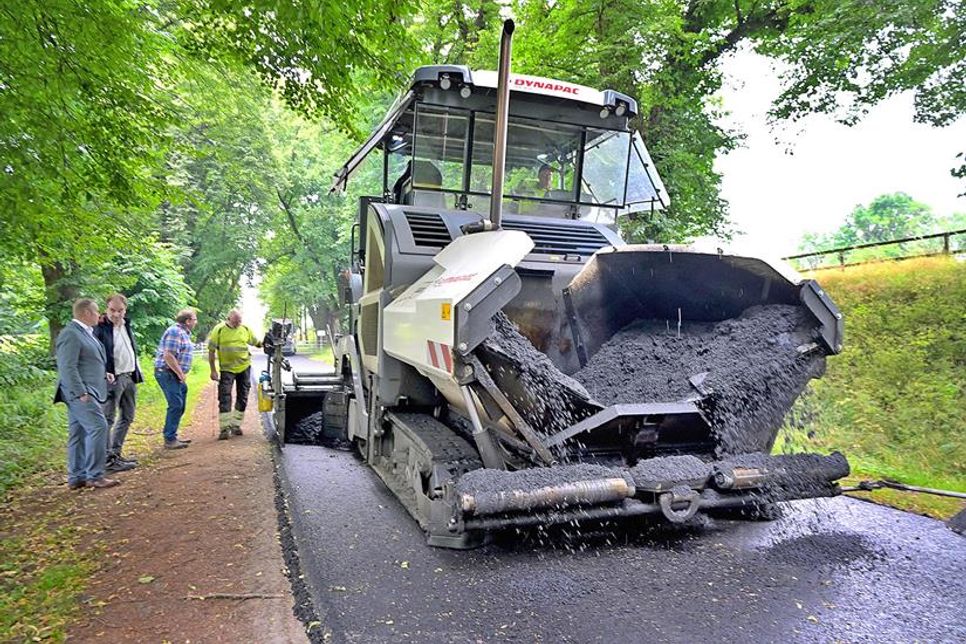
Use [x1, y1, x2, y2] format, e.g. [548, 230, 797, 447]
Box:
[66, 397, 109, 484]
[156, 369, 187, 442]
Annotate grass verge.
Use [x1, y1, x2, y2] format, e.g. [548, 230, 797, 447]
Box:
[781, 256, 965, 519]
[0, 360, 210, 642]
[304, 345, 334, 366]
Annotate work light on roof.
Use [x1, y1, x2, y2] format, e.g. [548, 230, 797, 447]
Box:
[439, 75, 452, 90]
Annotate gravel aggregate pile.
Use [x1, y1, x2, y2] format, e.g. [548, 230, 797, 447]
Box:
[287, 411, 351, 449]
[484, 305, 825, 456]
[573, 304, 825, 455]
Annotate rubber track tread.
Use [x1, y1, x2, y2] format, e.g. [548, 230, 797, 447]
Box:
[391, 412, 483, 470]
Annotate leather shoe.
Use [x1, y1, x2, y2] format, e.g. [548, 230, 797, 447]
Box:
[68, 481, 86, 490]
[116, 454, 138, 464]
[85, 477, 120, 489]
[164, 440, 189, 450]
[218, 430, 230, 440]
[177, 438, 192, 444]
[231, 427, 243, 436]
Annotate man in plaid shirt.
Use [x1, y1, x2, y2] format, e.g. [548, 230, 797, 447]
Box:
[153, 308, 198, 449]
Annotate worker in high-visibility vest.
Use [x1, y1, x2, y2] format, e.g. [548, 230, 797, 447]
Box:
[208, 309, 262, 440]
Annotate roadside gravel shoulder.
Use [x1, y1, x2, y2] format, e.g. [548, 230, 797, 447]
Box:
[67, 384, 306, 643]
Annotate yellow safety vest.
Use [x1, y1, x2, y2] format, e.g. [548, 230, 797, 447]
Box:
[208, 322, 259, 374]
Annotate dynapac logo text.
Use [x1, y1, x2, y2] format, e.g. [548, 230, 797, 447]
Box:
[512, 78, 580, 95]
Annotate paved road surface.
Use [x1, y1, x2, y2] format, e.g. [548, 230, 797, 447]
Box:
[276, 441, 965, 643]
[256, 354, 964, 641]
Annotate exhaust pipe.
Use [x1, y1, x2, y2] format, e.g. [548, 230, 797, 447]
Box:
[488, 19, 514, 231]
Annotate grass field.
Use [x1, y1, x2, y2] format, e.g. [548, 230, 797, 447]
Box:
[779, 256, 965, 518]
[304, 344, 335, 366]
[0, 359, 210, 641]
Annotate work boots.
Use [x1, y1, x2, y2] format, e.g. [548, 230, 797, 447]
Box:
[219, 426, 242, 439]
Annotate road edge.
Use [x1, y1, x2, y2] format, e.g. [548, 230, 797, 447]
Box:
[266, 409, 332, 643]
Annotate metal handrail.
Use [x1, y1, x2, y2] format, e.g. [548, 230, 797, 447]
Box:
[783, 228, 966, 261]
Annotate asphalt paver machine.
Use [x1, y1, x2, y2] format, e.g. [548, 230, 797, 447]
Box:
[270, 22, 850, 548]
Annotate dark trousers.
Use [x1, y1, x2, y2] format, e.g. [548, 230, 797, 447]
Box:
[102, 372, 137, 457]
[218, 367, 251, 414]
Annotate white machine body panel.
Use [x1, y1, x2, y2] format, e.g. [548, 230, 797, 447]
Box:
[383, 229, 534, 382]
[472, 71, 606, 106]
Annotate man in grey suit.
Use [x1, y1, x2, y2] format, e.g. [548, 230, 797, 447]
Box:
[54, 298, 120, 489]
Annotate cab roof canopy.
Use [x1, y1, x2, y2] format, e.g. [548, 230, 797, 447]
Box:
[331, 65, 667, 212]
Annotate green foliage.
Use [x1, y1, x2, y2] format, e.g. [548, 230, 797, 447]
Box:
[794, 193, 966, 268]
[11, 242, 194, 346]
[159, 65, 279, 333]
[802, 192, 936, 251]
[0, 262, 45, 335]
[0, 336, 53, 387]
[2, 0, 420, 348]
[412, 1, 503, 67]
[757, 0, 965, 185]
[412, 1, 966, 240]
[113, 243, 196, 347]
[0, 0, 178, 265]
[179, 0, 420, 135]
[0, 373, 64, 492]
[0, 337, 63, 493]
[784, 257, 965, 493]
[760, 1, 965, 128]
[259, 101, 380, 332]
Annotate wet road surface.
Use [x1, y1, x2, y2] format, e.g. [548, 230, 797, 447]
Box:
[276, 443, 965, 643]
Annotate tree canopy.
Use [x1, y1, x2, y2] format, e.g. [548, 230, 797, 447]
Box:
[800, 192, 937, 251]
[1, 0, 963, 347]
[796, 192, 964, 266]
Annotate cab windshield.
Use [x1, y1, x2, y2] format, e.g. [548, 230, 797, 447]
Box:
[387, 102, 664, 221]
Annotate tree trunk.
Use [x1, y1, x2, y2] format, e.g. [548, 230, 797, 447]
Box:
[41, 260, 80, 355]
[307, 302, 344, 346]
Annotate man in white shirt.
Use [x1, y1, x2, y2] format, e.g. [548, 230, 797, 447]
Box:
[94, 293, 143, 472]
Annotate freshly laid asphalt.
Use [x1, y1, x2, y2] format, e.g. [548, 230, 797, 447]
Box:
[276, 443, 965, 643]
[257, 355, 964, 642]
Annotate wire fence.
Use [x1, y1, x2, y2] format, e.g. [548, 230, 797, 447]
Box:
[783, 228, 966, 271]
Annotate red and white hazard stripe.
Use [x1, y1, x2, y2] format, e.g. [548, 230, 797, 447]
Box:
[426, 340, 453, 373]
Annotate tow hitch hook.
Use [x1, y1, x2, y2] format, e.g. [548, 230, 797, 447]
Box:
[658, 486, 700, 523]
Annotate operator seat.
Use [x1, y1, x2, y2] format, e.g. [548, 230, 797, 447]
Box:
[395, 159, 446, 207]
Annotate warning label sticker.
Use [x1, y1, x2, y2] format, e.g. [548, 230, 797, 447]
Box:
[441, 303, 452, 321]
